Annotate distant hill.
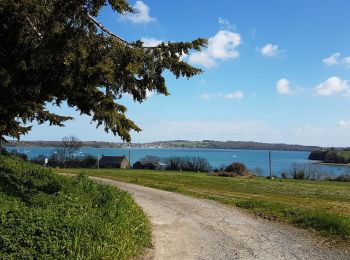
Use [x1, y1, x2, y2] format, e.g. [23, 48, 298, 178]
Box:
[5, 140, 123, 148]
[149, 140, 320, 151]
[5, 140, 320, 151]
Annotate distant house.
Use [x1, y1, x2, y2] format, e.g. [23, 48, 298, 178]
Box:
[133, 160, 167, 170]
[99, 155, 129, 169]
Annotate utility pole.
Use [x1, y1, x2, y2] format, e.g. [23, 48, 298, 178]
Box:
[128, 150, 131, 168]
[97, 150, 100, 171]
[269, 151, 272, 179]
[197, 156, 199, 173]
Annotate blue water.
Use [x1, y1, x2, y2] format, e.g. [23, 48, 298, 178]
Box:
[7, 147, 348, 176]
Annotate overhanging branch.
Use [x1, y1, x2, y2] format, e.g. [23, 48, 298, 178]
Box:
[87, 14, 157, 49]
[25, 17, 43, 39]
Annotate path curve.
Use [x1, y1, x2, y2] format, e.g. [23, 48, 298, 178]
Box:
[90, 177, 349, 260]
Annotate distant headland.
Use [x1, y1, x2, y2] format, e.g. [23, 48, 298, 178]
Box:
[5, 140, 321, 151]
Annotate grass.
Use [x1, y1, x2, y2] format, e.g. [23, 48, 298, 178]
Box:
[0, 155, 151, 259]
[55, 168, 350, 240]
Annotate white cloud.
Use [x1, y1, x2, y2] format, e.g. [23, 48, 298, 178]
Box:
[218, 17, 236, 30]
[276, 78, 295, 95]
[141, 37, 163, 47]
[322, 52, 350, 66]
[189, 52, 217, 68]
[121, 1, 155, 24]
[188, 30, 241, 68]
[224, 91, 244, 99]
[322, 52, 340, 65]
[200, 91, 244, 100]
[338, 120, 350, 127]
[344, 56, 350, 65]
[314, 76, 350, 96]
[260, 44, 281, 57]
[200, 93, 211, 100]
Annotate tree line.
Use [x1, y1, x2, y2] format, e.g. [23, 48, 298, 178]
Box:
[308, 148, 350, 164]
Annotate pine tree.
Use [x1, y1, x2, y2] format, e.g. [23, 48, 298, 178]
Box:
[0, 0, 206, 142]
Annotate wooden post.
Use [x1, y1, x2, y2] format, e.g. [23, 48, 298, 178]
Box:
[198, 156, 200, 173]
[97, 150, 100, 171]
[269, 151, 272, 179]
[128, 150, 131, 168]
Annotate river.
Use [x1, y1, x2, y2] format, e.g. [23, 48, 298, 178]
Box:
[7, 147, 348, 176]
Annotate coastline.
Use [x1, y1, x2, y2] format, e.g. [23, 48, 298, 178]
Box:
[314, 162, 350, 167]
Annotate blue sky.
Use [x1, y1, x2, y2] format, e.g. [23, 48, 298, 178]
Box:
[23, 0, 350, 146]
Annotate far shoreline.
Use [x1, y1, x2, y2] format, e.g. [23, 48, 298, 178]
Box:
[314, 162, 350, 167]
[4, 140, 320, 152]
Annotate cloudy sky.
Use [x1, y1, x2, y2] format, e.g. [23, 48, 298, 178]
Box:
[24, 0, 350, 146]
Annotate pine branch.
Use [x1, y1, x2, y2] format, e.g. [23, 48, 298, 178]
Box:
[25, 17, 43, 39]
[87, 14, 156, 49]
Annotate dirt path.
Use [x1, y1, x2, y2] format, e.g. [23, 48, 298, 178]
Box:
[90, 176, 348, 260]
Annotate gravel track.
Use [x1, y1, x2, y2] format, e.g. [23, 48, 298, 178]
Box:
[89, 176, 349, 260]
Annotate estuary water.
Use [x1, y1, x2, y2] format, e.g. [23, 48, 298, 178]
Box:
[8, 147, 348, 176]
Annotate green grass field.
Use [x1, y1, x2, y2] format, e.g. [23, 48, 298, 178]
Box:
[0, 156, 151, 259]
[55, 168, 350, 241]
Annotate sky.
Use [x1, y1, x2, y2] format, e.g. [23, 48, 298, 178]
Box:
[22, 0, 350, 146]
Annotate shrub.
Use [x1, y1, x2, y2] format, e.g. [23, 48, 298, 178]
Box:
[213, 162, 252, 177]
[335, 173, 350, 182]
[251, 167, 264, 176]
[0, 155, 151, 259]
[0, 146, 9, 155]
[41, 155, 97, 168]
[7, 149, 28, 161]
[280, 172, 288, 179]
[30, 154, 47, 165]
[165, 156, 212, 173]
[287, 163, 329, 180]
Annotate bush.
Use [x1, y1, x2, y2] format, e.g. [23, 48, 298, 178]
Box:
[335, 173, 350, 182]
[251, 167, 264, 176]
[6, 149, 28, 161]
[225, 162, 248, 173]
[213, 162, 252, 177]
[0, 146, 9, 155]
[0, 155, 151, 259]
[287, 163, 329, 180]
[165, 156, 212, 172]
[280, 172, 288, 179]
[30, 154, 47, 165]
[41, 154, 97, 168]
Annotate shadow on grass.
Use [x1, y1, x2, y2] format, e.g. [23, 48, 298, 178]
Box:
[0, 172, 61, 205]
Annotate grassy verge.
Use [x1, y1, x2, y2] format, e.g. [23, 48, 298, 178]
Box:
[0, 155, 151, 259]
[55, 168, 350, 241]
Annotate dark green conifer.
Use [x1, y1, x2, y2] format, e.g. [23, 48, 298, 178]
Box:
[0, 0, 206, 142]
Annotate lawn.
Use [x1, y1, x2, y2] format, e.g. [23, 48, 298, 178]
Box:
[0, 156, 151, 259]
[55, 168, 350, 240]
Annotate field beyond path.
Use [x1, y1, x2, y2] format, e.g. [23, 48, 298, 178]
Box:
[90, 176, 348, 260]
